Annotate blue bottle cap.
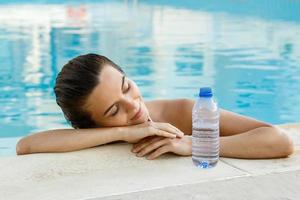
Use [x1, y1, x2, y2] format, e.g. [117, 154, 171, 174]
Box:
[199, 87, 213, 97]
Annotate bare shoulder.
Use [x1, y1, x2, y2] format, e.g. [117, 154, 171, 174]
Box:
[146, 98, 273, 137]
[145, 98, 194, 135]
[144, 99, 175, 122]
[145, 98, 189, 121]
[178, 99, 272, 136]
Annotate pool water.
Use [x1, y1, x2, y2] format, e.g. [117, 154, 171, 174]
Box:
[0, 0, 300, 155]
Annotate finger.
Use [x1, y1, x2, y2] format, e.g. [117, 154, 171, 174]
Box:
[132, 136, 163, 153]
[136, 138, 169, 157]
[133, 136, 162, 151]
[164, 125, 183, 138]
[155, 129, 177, 138]
[172, 126, 185, 138]
[153, 123, 184, 138]
[164, 123, 182, 135]
[147, 145, 170, 160]
[132, 136, 156, 149]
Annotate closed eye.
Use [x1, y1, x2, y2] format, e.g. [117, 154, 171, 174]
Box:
[111, 82, 131, 116]
[125, 83, 131, 93]
[111, 106, 119, 116]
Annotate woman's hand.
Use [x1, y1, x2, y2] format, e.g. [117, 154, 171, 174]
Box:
[122, 121, 184, 143]
[131, 135, 192, 160]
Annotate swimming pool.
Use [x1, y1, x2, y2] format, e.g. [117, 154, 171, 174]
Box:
[0, 0, 300, 155]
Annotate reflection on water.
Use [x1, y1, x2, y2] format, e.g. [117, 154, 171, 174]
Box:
[0, 0, 300, 155]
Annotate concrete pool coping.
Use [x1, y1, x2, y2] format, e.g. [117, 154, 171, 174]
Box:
[0, 123, 299, 200]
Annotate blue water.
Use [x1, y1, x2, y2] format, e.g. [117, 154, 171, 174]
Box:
[0, 0, 300, 155]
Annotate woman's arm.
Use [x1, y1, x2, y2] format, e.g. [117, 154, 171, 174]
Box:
[131, 126, 294, 160]
[130, 99, 294, 159]
[16, 127, 124, 155]
[219, 109, 294, 158]
[16, 121, 184, 155]
[220, 126, 294, 158]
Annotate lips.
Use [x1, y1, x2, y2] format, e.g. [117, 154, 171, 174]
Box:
[131, 102, 142, 120]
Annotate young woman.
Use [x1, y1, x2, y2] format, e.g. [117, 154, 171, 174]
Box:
[16, 54, 294, 159]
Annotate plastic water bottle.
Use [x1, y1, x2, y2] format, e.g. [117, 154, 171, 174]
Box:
[192, 87, 220, 169]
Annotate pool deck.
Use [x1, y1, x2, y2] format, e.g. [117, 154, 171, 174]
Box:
[1, 124, 300, 200]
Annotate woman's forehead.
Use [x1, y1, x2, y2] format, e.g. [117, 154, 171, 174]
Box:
[84, 66, 124, 120]
[96, 66, 124, 102]
[100, 65, 123, 83]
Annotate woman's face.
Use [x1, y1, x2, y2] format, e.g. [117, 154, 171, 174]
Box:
[84, 65, 150, 127]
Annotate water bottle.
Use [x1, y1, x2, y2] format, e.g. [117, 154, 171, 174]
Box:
[192, 87, 220, 168]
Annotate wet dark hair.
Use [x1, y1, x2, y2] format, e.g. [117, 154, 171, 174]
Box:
[54, 53, 124, 129]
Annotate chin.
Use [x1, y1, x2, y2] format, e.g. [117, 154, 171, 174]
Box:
[135, 115, 148, 124]
[130, 113, 148, 126]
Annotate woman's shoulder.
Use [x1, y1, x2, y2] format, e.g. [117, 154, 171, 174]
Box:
[145, 98, 184, 112]
[146, 98, 192, 106]
[144, 99, 168, 122]
[145, 98, 194, 109]
[145, 98, 194, 134]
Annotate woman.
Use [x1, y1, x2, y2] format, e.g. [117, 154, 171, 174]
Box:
[16, 54, 294, 159]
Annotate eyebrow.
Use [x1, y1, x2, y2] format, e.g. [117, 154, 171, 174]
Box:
[103, 75, 125, 117]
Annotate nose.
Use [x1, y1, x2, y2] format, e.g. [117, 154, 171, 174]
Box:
[122, 96, 138, 111]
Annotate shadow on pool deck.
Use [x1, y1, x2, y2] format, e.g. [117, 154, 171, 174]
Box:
[0, 124, 299, 200]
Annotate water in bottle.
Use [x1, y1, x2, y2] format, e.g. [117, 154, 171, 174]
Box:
[192, 87, 220, 169]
